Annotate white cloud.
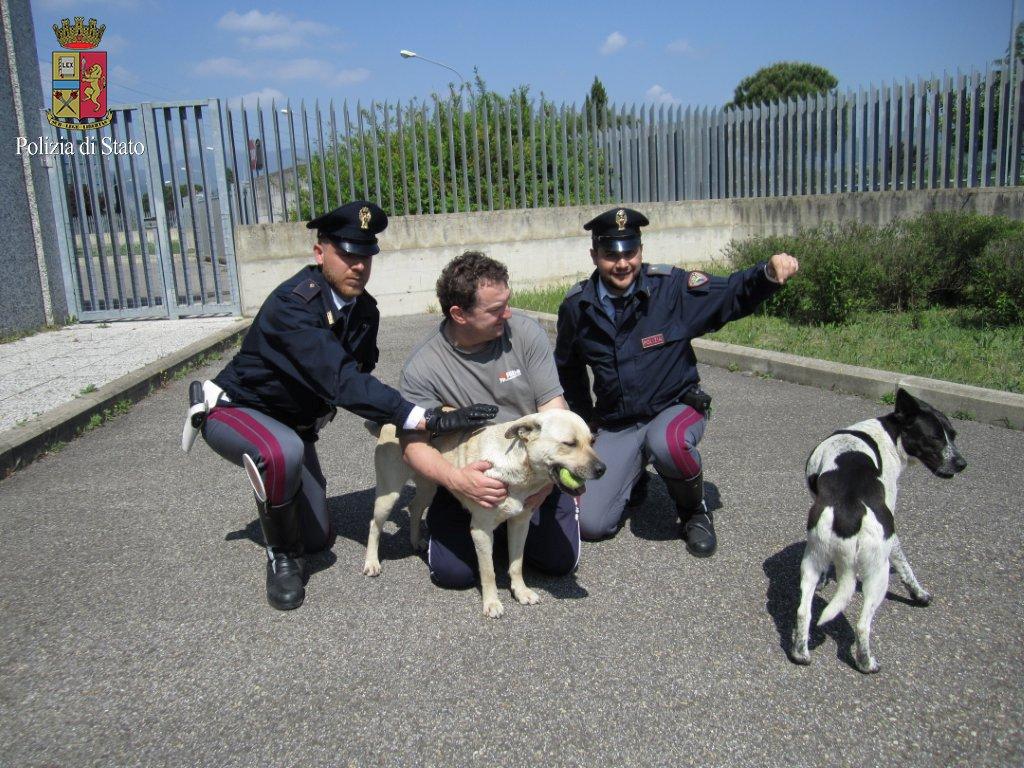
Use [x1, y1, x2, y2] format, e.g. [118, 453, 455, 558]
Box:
[195, 55, 367, 88]
[666, 39, 698, 58]
[218, 10, 288, 33]
[110, 64, 139, 86]
[195, 57, 251, 78]
[240, 34, 303, 51]
[228, 87, 286, 109]
[600, 31, 627, 55]
[97, 32, 128, 54]
[218, 10, 331, 48]
[334, 68, 370, 85]
[645, 84, 679, 105]
[276, 58, 326, 80]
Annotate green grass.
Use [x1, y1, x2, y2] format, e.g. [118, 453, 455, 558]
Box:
[512, 284, 581, 314]
[511, 284, 1023, 394]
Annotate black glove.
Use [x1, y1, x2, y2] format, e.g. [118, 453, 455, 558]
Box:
[424, 404, 499, 435]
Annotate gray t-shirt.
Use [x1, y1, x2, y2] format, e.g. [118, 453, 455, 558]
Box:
[400, 311, 563, 423]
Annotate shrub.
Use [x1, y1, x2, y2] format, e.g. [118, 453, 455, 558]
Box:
[888, 211, 1024, 309]
[725, 212, 1024, 324]
[965, 232, 1024, 325]
[724, 224, 882, 324]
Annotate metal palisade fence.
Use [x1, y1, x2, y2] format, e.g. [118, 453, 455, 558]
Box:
[223, 63, 1024, 226]
[43, 100, 240, 320]
[39, 64, 1024, 322]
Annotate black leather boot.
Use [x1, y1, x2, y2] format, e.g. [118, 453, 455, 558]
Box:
[243, 454, 305, 610]
[255, 495, 306, 610]
[661, 471, 717, 558]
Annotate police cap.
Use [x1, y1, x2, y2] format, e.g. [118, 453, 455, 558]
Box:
[583, 207, 649, 253]
[306, 200, 388, 256]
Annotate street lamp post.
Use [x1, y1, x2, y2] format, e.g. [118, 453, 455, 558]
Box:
[399, 49, 466, 88]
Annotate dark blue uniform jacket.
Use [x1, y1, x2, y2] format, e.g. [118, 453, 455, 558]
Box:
[555, 262, 780, 427]
[214, 266, 413, 431]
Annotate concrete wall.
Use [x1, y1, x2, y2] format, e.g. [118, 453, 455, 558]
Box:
[0, 0, 67, 334]
[234, 186, 1024, 317]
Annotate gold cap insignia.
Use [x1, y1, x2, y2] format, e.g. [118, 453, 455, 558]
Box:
[615, 209, 627, 230]
[358, 206, 371, 230]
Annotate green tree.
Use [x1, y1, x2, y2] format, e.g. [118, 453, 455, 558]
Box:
[584, 76, 608, 119]
[728, 61, 838, 109]
[291, 85, 608, 220]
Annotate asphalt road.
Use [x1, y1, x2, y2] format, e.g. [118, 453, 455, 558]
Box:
[1, 313, 1021, 768]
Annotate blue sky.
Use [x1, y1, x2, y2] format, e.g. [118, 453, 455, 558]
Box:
[29, 0, 1019, 110]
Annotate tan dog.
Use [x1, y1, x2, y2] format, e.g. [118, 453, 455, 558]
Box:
[363, 410, 605, 618]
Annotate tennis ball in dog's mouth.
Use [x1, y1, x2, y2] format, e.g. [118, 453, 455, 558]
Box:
[558, 467, 583, 490]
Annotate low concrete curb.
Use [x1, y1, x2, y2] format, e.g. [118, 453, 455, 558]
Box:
[523, 310, 1024, 431]
[0, 320, 252, 478]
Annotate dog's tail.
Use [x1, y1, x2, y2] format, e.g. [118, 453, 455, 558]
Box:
[817, 564, 856, 626]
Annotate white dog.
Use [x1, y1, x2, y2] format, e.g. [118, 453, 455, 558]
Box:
[790, 389, 967, 673]
[363, 410, 606, 618]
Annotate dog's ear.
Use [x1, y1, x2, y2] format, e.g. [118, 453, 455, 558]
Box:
[895, 388, 919, 420]
[504, 414, 542, 442]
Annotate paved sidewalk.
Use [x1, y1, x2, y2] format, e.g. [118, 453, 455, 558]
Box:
[0, 317, 249, 474]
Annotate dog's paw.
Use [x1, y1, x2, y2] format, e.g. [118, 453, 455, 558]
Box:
[854, 649, 880, 674]
[789, 647, 811, 665]
[512, 586, 541, 606]
[362, 559, 382, 577]
[789, 632, 811, 665]
[912, 589, 932, 606]
[483, 598, 505, 619]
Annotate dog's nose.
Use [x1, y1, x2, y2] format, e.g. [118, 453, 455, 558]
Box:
[954, 455, 967, 472]
[593, 461, 607, 479]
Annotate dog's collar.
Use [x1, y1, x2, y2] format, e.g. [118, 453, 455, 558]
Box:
[831, 429, 883, 473]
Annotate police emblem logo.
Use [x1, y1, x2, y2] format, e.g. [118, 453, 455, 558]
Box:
[641, 334, 665, 349]
[615, 209, 627, 230]
[687, 271, 710, 289]
[359, 206, 371, 230]
[47, 17, 111, 130]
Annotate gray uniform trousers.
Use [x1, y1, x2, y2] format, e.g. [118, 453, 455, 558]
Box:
[578, 403, 706, 540]
[201, 405, 335, 552]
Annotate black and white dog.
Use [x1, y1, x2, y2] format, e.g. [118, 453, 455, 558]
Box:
[790, 388, 967, 673]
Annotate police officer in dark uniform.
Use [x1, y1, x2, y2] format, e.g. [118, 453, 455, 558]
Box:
[555, 207, 799, 556]
[186, 201, 497, 610]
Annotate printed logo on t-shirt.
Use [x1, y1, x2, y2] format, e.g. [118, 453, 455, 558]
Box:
[498, 368, 523, 383]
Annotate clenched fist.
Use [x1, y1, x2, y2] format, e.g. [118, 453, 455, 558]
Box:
[766, 252, 800, 284]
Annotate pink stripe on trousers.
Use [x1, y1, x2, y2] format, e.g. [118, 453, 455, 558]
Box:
[665, 407, 703, 479]
[208, 408, 287, 505]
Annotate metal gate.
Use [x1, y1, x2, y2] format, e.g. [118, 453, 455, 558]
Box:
[43, 99, 240, 320]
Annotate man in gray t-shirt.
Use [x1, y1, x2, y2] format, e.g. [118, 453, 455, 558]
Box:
[401, 311, 562, 424]
[399, 252, 581, 589]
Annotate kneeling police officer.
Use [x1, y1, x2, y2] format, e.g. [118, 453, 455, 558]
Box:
[555, 207, 799, 556]
[183, 201, 496, 610]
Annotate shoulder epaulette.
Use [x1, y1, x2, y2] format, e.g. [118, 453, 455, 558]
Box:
[291, 279, 321, 303]
[565, 280, 587, 300]
[645, 263, 674, 276]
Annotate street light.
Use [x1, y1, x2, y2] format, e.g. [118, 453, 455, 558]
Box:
[399, 49, 466, 86]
